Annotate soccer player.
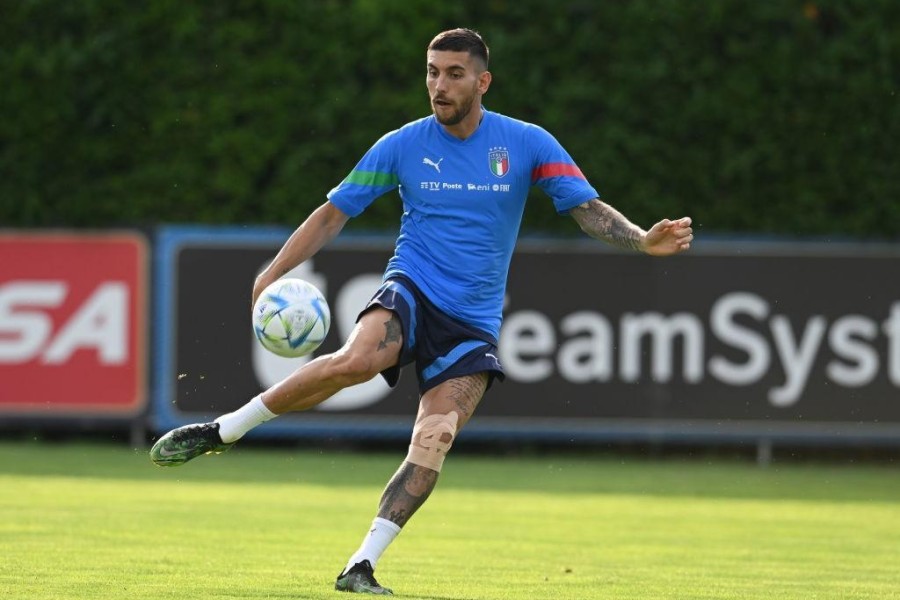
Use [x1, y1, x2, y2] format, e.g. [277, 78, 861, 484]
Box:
[151, 28, 693, 595]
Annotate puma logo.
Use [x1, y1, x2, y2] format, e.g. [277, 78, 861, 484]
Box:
[423, 157, 443, 173]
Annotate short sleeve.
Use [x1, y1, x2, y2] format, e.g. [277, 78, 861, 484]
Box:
[527, 125, 599, 214]
[327, 130, 400, 217]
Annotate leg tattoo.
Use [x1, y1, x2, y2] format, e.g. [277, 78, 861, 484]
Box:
[377, 315, 402, 351]
[377, 462, 438, 528]
[446, 374, 487, 419]
[374, 374, 487, 528]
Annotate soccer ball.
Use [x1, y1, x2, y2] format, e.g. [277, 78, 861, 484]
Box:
[252, 278, 331, 358]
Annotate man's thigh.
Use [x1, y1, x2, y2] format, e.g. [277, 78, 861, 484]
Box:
[344, 306, 404, 374]
[417, 372, 488, 429]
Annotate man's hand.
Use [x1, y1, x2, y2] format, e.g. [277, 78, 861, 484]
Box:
[642, 217, 693, 256]
[251, 273, 276, 310]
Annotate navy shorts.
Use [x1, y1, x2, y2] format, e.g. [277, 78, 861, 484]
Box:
[359, 276, 505, 394]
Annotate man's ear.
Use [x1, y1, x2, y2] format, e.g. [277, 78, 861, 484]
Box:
[479, 70, 492, 95]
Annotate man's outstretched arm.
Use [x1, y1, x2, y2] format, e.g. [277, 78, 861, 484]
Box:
[569, 198, 693, 256]
[252, 201, 350, 304]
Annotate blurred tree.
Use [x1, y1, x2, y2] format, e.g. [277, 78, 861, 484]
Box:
[0, 0, 897, 238]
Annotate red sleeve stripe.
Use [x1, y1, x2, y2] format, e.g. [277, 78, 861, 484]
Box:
[531, 163, 586, 182]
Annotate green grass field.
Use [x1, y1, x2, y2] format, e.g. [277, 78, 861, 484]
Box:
[1, 440, 898, 600]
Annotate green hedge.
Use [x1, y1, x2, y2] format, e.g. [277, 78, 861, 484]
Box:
[2, 0, 898, 238]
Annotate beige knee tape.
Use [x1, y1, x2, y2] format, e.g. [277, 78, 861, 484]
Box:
[405, 411, 459, 472]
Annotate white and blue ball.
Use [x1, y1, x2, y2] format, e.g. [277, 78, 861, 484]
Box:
[252, 278, 330, 358]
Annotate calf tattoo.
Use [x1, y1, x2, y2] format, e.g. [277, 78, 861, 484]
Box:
[376, 374, 488, 527]
[378, 462, 438, 527]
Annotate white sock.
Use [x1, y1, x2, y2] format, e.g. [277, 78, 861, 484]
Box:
[344, 517, 401, 572]
[214, 395, 277, 443]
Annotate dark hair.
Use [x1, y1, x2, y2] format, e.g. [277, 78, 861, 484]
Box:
[428, 28, 489, 69]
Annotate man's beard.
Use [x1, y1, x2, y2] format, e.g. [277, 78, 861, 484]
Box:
[434, 95, 475, 126]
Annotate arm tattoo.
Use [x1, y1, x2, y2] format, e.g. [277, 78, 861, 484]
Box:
[570, 199, 644, 252]
[377, 315, 402, 351]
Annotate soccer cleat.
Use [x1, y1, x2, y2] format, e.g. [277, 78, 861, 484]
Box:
[335, 560, 393, 595]
[149, 422, 234, 467]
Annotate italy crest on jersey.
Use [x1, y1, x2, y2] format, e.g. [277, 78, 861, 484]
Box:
[488, 147, 510, 178]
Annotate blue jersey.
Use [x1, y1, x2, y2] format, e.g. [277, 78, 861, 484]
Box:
[327, 109, 599, 340]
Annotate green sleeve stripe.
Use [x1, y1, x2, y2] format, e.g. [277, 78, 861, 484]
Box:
[344, 170, 399, 187]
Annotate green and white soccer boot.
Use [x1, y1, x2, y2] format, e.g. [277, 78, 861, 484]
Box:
[149, 422, 234, 467]
[335, 560, 393, 595]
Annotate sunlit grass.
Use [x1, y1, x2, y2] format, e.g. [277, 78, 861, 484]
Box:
[1, 441, 898, 599]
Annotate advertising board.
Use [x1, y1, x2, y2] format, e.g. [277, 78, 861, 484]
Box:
[154, 227, 900, 444]
[0, 232, 148, 417]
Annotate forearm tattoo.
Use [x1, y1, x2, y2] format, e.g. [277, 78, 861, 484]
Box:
[377, 462, 439, 527]
[377, 315, 402, 351]
[570, 200, 644, 252]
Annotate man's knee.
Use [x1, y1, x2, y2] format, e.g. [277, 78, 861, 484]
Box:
[325, 350, 381, 386]
[405, 411, 459, 473]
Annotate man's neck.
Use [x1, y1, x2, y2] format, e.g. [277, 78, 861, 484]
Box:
[441, 106, 484, 140]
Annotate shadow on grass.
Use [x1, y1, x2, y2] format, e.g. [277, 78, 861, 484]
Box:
[0, 438, 898, 504]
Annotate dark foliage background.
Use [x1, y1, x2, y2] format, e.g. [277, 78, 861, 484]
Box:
[2, 0, 897, 238]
